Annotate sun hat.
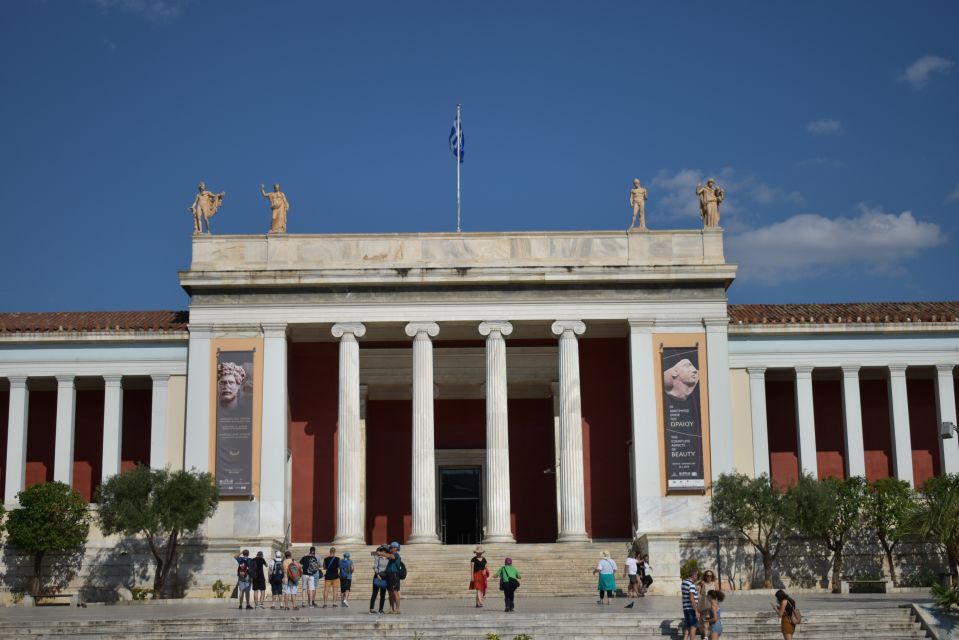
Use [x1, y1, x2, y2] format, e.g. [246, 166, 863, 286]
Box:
[274, 550, 282, 560]
[473, 546, 485, 555]
[601, 550, 611, 559]
[390, 541, 400, 549]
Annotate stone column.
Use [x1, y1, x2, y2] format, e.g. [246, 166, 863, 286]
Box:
[53, 375, 77, 486]
[359, 384, 368, 525]
[479, 321, 514, 543]
[841, 366, 866, 478]
[260, 323, 289, 538]
[406, 322, 441, 544]
[888, 365, 914, 486]
[101, 375, 124, 482]
[149, 375, 170, 470]
[627, 320, 659, 535]
[794, 366, 818, 478]
[4, 377, 29, 502]
[705, 318, 735, 478]
[551, 320, 589, 542]
[936, 365, 959, 475]
[747, 368, 769, 478]
[183, 324, 213, 471]
[332, 322, 366, 545]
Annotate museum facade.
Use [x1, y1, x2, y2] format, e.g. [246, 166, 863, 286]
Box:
[1, 229, 957, 548]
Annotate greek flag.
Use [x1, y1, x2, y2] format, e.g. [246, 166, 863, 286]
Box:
[449, 116, 464, 163]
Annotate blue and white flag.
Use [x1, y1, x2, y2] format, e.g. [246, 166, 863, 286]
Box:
[449, 116, 464, 163]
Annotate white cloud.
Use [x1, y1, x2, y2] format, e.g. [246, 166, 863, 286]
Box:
[899, 55, 954, 89]
[727, 205, 945, 284]
[806, 119, 843, 135]
[650, 167, 801, 218]
[947, 183, 959, 203]
[94, 0, 183, 21]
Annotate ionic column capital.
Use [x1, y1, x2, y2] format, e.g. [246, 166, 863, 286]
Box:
[551, 320, 586, 337]
[479, 321, 513, 338]
[888, 364, 908, 377]
[332, 322, 367, 339]
[405, 322, 440, 339]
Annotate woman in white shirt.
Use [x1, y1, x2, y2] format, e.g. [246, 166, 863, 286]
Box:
[593, 550, 617, 604]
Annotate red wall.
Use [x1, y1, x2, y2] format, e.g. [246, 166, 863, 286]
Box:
[121, 388, 152, 472]
[861, 378, 893, 481]
[507, 398, 557, 542]
[907, 378, 940, 487]
[0, 390, 7, 493]
[288, 342, 339, 544]
[435, 399, 485, 449]
[580, 338, 632, 539]
[25, 389, 56, 488]
[766, 379, 799, 487]
[365, 399, 412, 544]
[812, 379, 846, 479]
[74, 389, 104, 502]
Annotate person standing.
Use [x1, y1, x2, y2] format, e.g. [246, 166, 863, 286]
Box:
[322, 547, 341, 607]
[469, 546, 489, 608]
[234, 549, 253, 610]
[775, 590, 799, 640]
[697, 570, 716, 637]
[681, 567, 700, 640]
[299, 546, 321, 608]
[282, 550, 301, 611]
[340, 552, 354, 607]
[250, 550, 268, 609]
[640, 554, 653, 595]
[593, 550, 617, 604]
[707, 590, 725, 639]
[383, 541, 403, 614]
[494, 557, 521, 613]
[624, 551, 639, 598]
[268, 551, 285, 609]
[370, 544, 389, 615]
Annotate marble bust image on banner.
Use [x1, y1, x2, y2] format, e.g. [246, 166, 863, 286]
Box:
[663, 357, 700, 401]
[217, 360, 252, 414]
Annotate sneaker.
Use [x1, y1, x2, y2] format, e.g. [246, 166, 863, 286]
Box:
[369, 609, 376, 615]
[322, 604, 327, 608]
[246, 605, 254, 610]
[238, 605, 243, 610]
[342, 601, 349, 607]
[377, 610, 385, 615]
[332, 604, 338, 607]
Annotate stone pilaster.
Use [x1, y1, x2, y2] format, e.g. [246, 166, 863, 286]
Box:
[479, 321, 514, 543]
[260, 323, 289, 538]
[746, 368, 769, 477]
[183, 324, 213, 472]
[888, 365, 914, 486]
[551, 320, 588, 542]
[406, 322, 441, 544]
[149, 374, 170, 470]
[53, 375, 77, 486]
[841, 366, 866, 478]
[332, 322, 366, 545]
[936, 365, 959, 475]
[4, 377, 29, 502]
[794, 366, 818, 479]
[101, 375, 124, 482]
[705, 318, 735, 478]
[627, 320, 659, 535]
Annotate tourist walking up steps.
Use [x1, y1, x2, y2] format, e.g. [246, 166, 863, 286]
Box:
[494, 557, 521, 612]
[250, 550, 268, 609]
[268, 551, 284, 609]
[299, 546, 321, 608]
[369, 544, 389, 615]
[681, 567, 700, 640]
[706, 590, 725, 639]
[322, 547, 341, 607]
[696, 570, 717, 637]
[775, 589, 800, 640]
[469, 546, 489, 608]
[594, 550, 617, 604]
[340, 552, 354, 607]
[234, 549, 253, 610]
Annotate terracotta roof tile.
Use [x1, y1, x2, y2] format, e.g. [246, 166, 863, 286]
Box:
[0, 311, 189, 334]
[728, 302, 959, 325]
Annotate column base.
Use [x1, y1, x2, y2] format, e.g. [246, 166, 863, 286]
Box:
[406, 533, 442, 544]
[332, 535, 366, 546]
[556, 531, 590, 543]
[482, 533, 516, 543]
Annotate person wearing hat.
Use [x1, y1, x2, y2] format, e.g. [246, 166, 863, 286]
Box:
[382, 541, 403, 614]
[593, 550, 617, 605]
[469, 546, 489, 608]
[339, 552, 354, 607]
[268, 550, 285, 609]
[494, 557, 521, 612]
[250, 550, 268, 609]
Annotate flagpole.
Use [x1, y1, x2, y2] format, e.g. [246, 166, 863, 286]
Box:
[456, 103, 462, 233]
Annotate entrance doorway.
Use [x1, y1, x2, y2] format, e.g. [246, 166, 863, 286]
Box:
[440, 467, 482, 544]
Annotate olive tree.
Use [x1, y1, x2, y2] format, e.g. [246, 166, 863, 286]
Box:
[6, 481, 90, 596]
[865, 477, 913, 585]
[907, 474, 959, 577]
[96, 466, 218, 597]
[710, 473, 791, 588]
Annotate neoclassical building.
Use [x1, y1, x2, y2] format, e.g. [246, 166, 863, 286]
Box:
[1, 229, 957, 551]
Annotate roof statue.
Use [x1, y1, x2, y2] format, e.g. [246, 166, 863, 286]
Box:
[189, 181, 225, 235]
[628, 178, 648, 231]
[696, 178, 724, 228]
[261, 183, 290, 234]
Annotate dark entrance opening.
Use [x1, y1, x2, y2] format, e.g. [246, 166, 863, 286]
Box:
[440, 467, 481, 544]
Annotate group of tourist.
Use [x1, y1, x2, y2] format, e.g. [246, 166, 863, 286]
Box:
[468, 546, 521, 612]
[234, 542, 405, 615]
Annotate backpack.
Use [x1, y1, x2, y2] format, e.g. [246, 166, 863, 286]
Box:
[397, 560, 407, 580]
[270, 561, 284, 584]
[237, 560, 249, 580]
[790, 606, 802, 625]
[287, 560, 302, 582]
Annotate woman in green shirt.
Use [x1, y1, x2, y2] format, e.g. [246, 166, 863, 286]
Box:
[494, 557, 521, 612]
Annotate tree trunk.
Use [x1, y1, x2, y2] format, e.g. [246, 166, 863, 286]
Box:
[31, 552, 44, 597]
[881, 541, 898, 586]
[762, 553, 774, 588]
[154, 530, 180, 598]
[830, 549, 844, 594]
[152, 556, 166, 598]
[947, 542, 959, 578]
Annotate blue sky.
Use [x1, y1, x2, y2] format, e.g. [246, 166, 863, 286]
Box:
[1, 0, 957, 311]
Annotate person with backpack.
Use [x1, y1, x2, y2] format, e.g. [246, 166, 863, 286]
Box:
[340, 552, 354, 607]
[234, 549, 253, 610]
[383, 541, 404, 614]
[370, 544, 390, 615]
[283, 550, 302, 611]
[268, 551, 285, 609]
[299, 546, 322, 608]
[250, 550, 268, 609]
[774, 590, 800, 640]
[322, 547, 341, 607]
[493, 557, 521, 613]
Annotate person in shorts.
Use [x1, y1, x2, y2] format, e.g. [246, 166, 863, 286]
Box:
[383, 541, 403, 614]
[299, 546, 321, 608]
[234, 549, 253, 610]
[681, 567, 700, 640]
[250, 550, 268, 609]
[282, 550, 299, 610]
[624, 550, 639, 598]
[268, 551, 285, 609]
[322, 547, 341, 607]
[339, 551, 354, 607]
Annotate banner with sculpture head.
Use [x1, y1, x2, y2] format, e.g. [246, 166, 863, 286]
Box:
[662, 347, 705, 490]
[216, 350, 255, 496]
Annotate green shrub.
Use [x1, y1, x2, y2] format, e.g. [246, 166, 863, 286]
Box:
[212, 579, 228, 598]
[680, 559, 700, 580]
[931, 582, 959, 611]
